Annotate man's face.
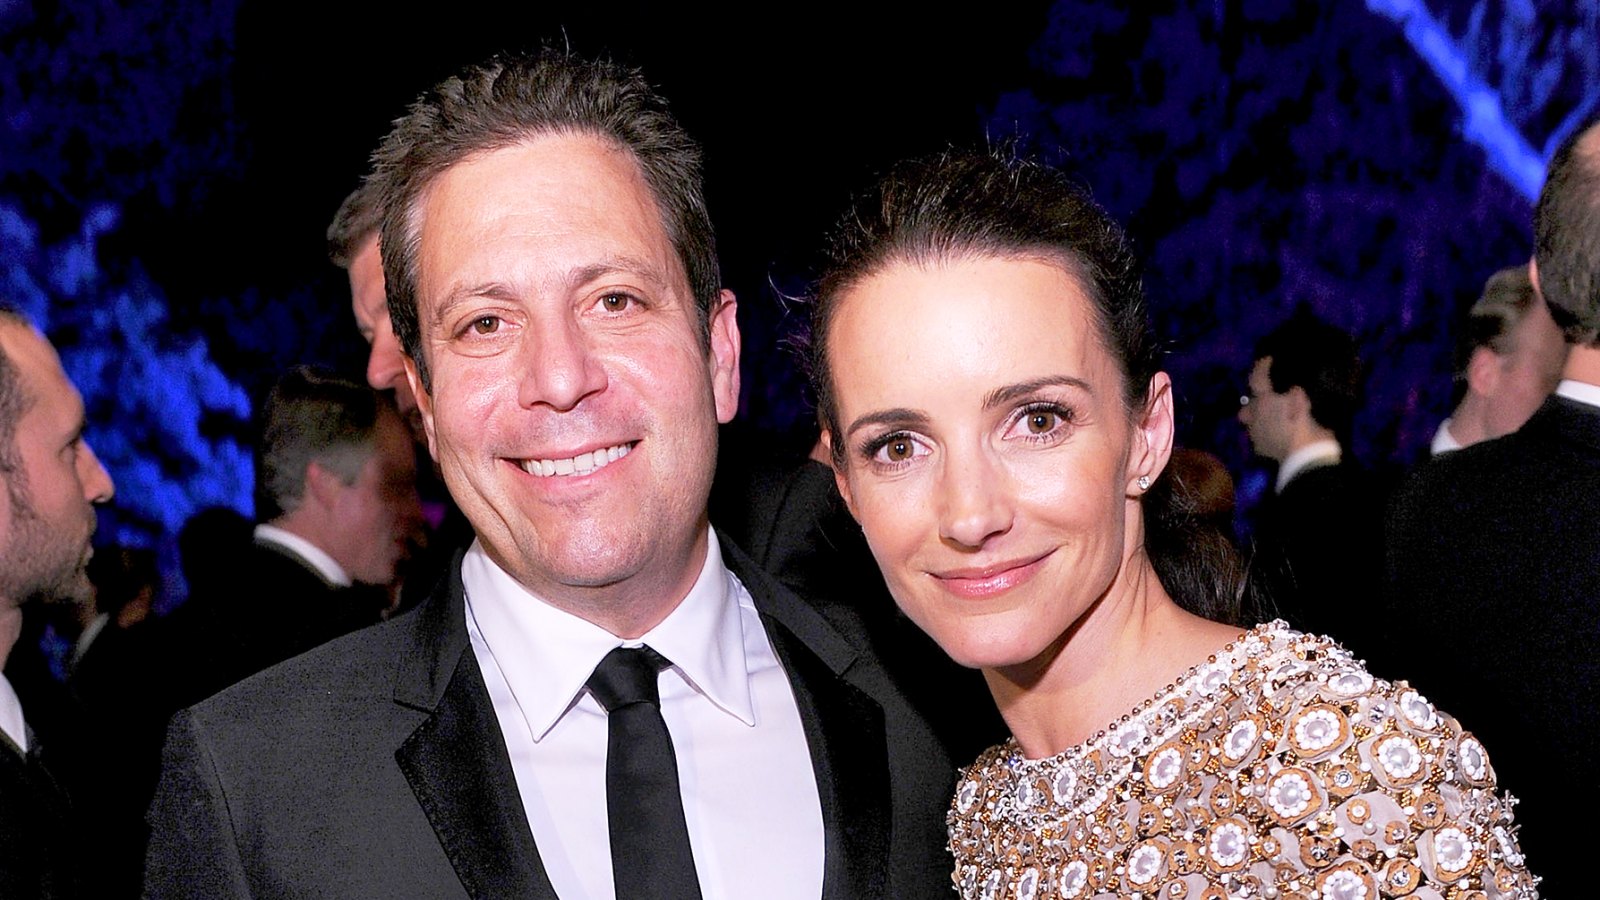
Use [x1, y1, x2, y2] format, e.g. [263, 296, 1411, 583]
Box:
[350, 236, 424, 441]
[1484, 298, 1569, 439]
[406, 134, 740, 622]
[332, 408, 423, 586]
[1237, 356, 1293, 462]
[0, 324, 115, 609]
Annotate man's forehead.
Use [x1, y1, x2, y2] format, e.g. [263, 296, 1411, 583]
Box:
[0, 322, 55, 392]
[415, 137, 686, 298]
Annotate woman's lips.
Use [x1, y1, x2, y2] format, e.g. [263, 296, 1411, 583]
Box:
[930, 551, 1053, 599]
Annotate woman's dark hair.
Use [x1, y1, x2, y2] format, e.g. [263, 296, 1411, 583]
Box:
[808, 148, 1250, 625]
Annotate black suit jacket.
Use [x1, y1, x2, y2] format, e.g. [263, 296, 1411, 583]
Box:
[0, 728, 79, 899]
[1384, 395, 1600, 897]
[1250, 461, 1385, 657]
[144, 535, 955, 899]
[157, 538, 386, 711]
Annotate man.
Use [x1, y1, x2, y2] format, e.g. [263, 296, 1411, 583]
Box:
[160, 366, 423, 707]
[328, 178, 426, 442]
[146, 52, 953, 899]
[1385, 116, 1600, 897]
[1429, 265, 1567, 454]
[0, 309, 115, 899]
[1237, 312, 1382, 652]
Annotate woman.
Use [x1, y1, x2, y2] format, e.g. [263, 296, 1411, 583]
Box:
[808, 150, 1538, 899]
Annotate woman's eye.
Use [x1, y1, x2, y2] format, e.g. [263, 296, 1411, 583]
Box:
[880, 438, 916, 462]
[867, 433, 927, 466]
[1025, 410, 1060, 434]
[1010, 404, 1074, 441]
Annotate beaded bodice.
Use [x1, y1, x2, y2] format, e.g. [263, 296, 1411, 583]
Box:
[947, 622, 1538, 899]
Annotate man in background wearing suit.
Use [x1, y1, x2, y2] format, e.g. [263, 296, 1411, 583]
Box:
[159, 366, 423, 708]
[0, 308, 116, 899]
[1237, 312, 1383, 653]
[1428, 265, 1567, 455]
[145, 51, 954, 899]
[1385, 116, 1600, 898]
[327, 178, 426, 444]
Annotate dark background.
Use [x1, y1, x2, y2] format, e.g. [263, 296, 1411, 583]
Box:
[1, 0, 1595, 575]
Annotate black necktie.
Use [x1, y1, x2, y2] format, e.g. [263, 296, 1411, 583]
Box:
[585, 646, 703, 900]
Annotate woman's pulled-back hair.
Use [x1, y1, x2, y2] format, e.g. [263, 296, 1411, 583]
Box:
[809, 148, 1160, 456]
[807, 147, 1249, 625]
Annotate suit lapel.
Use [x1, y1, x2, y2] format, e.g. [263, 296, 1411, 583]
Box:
[392, 558, 559, 900]
[723, 537, 892, 900]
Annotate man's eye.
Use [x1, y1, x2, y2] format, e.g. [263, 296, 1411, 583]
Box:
[598, 294, 636, 313]
[469, 316, 500, 335]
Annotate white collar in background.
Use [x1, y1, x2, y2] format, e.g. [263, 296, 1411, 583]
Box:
[1431, 419, 1463, 456]
[254, 523, 351, 587]
[1555, 379, 1600, 410]
[1276, 438, 1342, 493]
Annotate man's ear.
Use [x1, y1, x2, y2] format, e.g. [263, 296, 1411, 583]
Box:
[1284, 385, 1313, 424]
[403, 356, 438, 461]
[1466, 345, 1503, 399]
[1127, 373, 1175, 495]
[304, 460, 344, 512]
[709, 290, 741, 424]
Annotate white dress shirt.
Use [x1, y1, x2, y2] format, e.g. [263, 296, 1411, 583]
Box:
[462, 531, 825, 900]
[0, 672, 27, 753]
[253, 523, 350, 587]
[1276, 438, 1343, 493]
[1556, 379, 1600, 409]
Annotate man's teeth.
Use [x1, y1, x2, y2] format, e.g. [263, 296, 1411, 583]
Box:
[520, 443, 632, 477]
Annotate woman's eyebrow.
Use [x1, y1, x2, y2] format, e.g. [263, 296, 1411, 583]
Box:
[844, 407, 931, 438]
[984, 375, 1092, 411]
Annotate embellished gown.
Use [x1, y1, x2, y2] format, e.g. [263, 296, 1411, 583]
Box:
[946, 622, 1539, 899]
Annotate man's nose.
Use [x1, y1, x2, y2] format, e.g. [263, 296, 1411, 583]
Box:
[517, 317, 608, 412]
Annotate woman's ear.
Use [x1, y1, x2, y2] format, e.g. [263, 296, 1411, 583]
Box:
[1127, 372, 1175, 495]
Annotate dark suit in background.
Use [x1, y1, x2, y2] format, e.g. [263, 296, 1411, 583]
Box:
[0, 727, 78, 899]
[1385, 394, 1600, 897]
[1250, 461, 1386, 660]
[143, 538, 956, 899]
[157, 537, 387, 712]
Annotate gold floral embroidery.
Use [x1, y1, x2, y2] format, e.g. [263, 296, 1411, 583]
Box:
[946, 622, 1539, 899]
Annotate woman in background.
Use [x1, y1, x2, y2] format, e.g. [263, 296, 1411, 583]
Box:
[807, 149, 1538, 899]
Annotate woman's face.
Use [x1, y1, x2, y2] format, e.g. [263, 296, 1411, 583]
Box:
[825, 255, 1170, 672]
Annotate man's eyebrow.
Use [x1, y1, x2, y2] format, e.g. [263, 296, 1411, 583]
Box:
[429, 254, 673, 326]
[844, 408, 932, 439]
[983, 375, 1092, 411]
[568, 255, 669, 289]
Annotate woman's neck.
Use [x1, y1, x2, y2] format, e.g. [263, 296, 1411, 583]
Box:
[984, 557, 1241, 759]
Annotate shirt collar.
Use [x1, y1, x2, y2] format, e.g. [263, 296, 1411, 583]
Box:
[0, 673, 27, 754]
[254, 523, 351, 587]
[1430, 419, 1463, 456]
[462, 527, 754, 742]
[1276, 438, 1342, 492]
[1556, 379, 1600, 409]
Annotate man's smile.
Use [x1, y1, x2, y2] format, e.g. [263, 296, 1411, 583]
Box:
[515, 440, 637, 477]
